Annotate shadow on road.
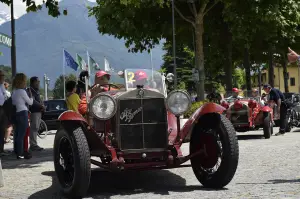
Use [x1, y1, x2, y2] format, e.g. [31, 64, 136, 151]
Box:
[29, 169, 226, 199]
[1, 148, 53, 169]
[269, 179, 300, 184]
[237, 134, 264, 140]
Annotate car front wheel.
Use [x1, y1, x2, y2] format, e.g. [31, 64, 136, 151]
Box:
[54, 126, 91, 198]
[263, 113, 272, 139]
[190, 113, 239, 188]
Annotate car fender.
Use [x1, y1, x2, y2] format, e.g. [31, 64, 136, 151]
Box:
[58, 110, 88, 124]
[180, 102, 226, 142]
[261, 106, 273, 113]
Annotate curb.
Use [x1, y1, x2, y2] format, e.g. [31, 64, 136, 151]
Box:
[0, 159, 4, 187]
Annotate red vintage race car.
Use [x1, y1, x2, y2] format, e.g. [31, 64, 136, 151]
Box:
[54, 69, 239, 198]
[221, 92, 274, 139]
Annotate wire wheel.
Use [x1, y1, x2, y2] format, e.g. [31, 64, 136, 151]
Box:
[38, 120, 48, 139]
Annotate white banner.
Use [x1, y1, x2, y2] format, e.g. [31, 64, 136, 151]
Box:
[0, 33, 11, 48]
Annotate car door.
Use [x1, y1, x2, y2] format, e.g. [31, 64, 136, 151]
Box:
[42, 100, 67, 121]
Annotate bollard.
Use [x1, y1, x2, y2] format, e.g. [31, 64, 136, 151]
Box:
[0, 159, 4, 187]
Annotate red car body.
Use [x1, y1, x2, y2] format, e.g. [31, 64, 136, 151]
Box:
[58, 102, 226, 170]
[221, 97, 274, 137]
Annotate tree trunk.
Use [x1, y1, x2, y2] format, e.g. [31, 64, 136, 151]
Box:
[282, 55, 289, 93]
[224, 26, 233, 91]
[268, 47, 274, 87]
[244, 47, 251, 90]
[194, 17, 205, 101]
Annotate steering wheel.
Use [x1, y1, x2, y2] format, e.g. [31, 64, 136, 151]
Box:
[98, 83, 121, 91]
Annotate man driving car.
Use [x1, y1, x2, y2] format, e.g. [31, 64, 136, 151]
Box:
[227, 88, 243, 99]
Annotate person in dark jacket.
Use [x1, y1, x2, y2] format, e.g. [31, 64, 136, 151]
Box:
[263, 84, 287, 136]
[28, 77, 44, 151]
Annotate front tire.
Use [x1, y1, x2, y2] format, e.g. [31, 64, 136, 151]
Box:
[54, 126, 91, 198]
[263, 113, 272, 139]
[190, 113, 239, 188]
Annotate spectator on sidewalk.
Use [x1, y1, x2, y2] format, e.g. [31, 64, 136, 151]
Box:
[28, 77, 44, 151]
[12, 73, 33, 159]
[0, 70, 8, 156]
[66, 80, 81, 113]
[3, 82, 12, 144]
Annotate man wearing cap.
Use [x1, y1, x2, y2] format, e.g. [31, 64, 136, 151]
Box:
[91, 70, 117, 97]
[133, 70, 149, 88]
[227, 88, 243, 99]
[263, 84, 287, 135]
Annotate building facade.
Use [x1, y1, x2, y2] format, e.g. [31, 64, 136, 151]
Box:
[252, 64, 300, 93]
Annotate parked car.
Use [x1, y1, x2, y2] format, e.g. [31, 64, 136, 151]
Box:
[221, 91, 274, 139]
[53, 68, 239, 198]
[42, 99, 67, 130]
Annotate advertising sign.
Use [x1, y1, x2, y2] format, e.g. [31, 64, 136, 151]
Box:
[0, 33, 12, 48]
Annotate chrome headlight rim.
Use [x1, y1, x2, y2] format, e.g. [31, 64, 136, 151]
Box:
[166, 90, 192, 116]
[89, 93, 117, 120]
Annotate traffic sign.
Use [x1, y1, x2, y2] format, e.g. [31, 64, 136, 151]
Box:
[0, 32, 12, 48]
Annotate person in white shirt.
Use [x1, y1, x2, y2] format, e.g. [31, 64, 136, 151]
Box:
[3, 82, 12, 144]
[12, 73, 33, 159]
[0, 70, 7, 156]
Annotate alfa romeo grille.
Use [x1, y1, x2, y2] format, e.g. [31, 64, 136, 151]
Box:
[118, 98, 167, 150]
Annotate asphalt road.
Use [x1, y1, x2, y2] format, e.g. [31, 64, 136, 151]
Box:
[0, 127, 300, 199]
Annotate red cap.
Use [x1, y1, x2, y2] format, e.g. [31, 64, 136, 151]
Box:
[135, 70, 148, 81]
[95, 71, 110, 78]
[232, 88, 239, 93]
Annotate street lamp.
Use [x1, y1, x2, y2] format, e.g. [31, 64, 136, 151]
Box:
[44, 74, 50, 100]
[171, 0, 177, 89]
[11, 0, 17, 78]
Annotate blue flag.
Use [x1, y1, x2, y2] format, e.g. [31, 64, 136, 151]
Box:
[64, 50, 78, 71]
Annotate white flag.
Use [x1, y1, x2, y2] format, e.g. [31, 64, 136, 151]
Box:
[104, 57, 112, 71]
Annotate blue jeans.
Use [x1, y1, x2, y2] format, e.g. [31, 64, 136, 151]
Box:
[13, 110, 28, 156]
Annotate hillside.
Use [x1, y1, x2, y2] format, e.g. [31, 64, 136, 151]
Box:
[0, 0, 164, 88]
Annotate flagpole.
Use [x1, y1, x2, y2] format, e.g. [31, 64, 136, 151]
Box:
[63, 48, 66, 99]
[150, 49, 154, 80]
[87, 50, 91, 86]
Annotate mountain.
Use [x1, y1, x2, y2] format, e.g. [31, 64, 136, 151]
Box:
[0, 0, 165, 88]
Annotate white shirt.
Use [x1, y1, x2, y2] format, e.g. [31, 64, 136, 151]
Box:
[0, 84, 6, 106]
[5, 90, 11, 98]
[12, 89, 33, 112]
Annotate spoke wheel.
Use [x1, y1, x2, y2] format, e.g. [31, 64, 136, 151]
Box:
[38, 120, 48, 139]
[54, 126, 91, 198]
[190, 113, 239, 188]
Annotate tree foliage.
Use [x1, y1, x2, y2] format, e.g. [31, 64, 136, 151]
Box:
[0, 0, 67, 17]
[53, 74, 76, 99]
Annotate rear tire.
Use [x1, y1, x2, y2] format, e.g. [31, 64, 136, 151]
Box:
[54, 126, 91, 198]
[263, 113, 272, 139]
[190, 113, 239, 188]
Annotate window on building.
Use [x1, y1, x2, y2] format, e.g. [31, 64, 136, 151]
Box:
[290, 77, 296, 86]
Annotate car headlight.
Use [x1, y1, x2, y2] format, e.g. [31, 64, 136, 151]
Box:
[89, 94, 117, 120]
[166, 90, 191, 116]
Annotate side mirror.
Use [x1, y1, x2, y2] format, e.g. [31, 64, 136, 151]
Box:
[166, 73, 174, 82]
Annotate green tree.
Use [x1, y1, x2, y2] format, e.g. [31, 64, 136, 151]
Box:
[53, 74, 76, 99]
[0, 0, 66, 17]
[161, 41, 194, 92]
[223, 0, 300, 90]
[90, 0, 222, 100]
[0, 65, 12, 83]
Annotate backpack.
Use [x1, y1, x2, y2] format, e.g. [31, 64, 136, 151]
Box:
[3, 97, 16, 124]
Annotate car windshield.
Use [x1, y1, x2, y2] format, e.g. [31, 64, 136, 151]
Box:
[224, 90, 262, 103]
[124, 69, 165, 95]
[90, 70, 126, 88]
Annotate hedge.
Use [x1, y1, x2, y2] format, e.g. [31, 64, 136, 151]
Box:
[184, 100, 207, 118]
